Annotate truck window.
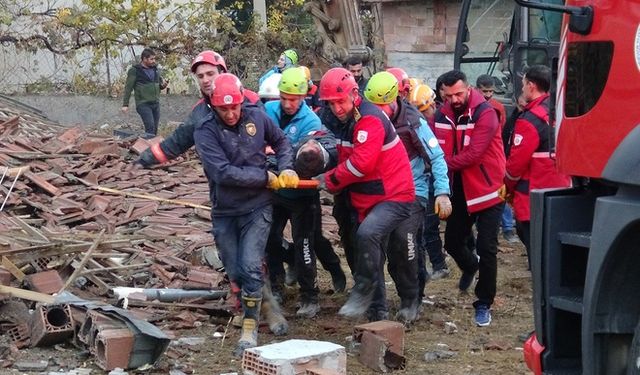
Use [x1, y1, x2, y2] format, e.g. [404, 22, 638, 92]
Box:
[565, 41, 613, 117]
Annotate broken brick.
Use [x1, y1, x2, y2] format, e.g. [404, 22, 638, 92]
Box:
[24, 270, 63, 294]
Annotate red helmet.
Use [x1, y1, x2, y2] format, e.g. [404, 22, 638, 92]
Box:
[211, 73, 244, 107]
[319, 68, 358, 101]
[386, 67, 410, 93]
[191, 50, 227, 73]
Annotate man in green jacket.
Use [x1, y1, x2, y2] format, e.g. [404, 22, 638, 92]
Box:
[121, 48, 168, 136]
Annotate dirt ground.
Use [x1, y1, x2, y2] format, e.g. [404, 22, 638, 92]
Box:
[3, 204, 534, 375]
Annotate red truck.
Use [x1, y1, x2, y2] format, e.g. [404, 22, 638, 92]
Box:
[456, 0, 640, 373]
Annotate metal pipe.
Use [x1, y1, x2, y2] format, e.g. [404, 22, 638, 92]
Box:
[111, 287, 227, 302]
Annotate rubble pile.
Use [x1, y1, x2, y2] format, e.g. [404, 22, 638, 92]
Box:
[0, 97, 232, 372]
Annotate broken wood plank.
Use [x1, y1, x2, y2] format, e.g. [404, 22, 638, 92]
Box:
[0, 285, 55, 303]
[1, 256, 25, 281]
[59, 229, 105, 293]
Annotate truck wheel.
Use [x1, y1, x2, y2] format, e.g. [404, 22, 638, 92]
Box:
[629, 320, 640, 374]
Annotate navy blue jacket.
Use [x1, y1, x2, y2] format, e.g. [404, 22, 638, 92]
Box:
[137, 96, 263, 167]
[194, 106, 293, 217]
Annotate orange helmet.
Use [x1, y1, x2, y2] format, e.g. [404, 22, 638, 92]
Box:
[300, 66, 311, 82]
[386, 67, 410, 93]
[211, 73, 243, 107]
[408, 77, 424, 92]
[191, 50, 227, 73]
[409, 83, 436, 112]
[319, 68, 358, 101]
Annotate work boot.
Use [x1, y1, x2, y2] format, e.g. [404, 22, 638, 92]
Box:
[296, 300, 321, 318]
[366, 308, 389, 322]
[262, 282, 288, 336]
[271, 275, 285, 305]
[459, 270, 477, 292]
[502, 230, 519, 244]
[338, 281, 375, 319]
[431, 267, 451, 281]
[284, 264, 298, 287]
[233, 296, 262, 358]
[328, 266, 347, 293]
[396, 298, 420, 325]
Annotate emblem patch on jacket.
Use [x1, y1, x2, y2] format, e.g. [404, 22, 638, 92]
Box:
[428, 137, 438, 148]
[246, 123, 257, 136]
[357, 130, 368, 143]
[513, 134, 523, 146]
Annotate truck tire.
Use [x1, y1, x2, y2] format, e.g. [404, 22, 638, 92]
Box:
[629, 320, 640, 375]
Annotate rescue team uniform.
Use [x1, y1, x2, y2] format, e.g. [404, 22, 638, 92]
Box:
[389, 98, 450, 306]
[434, 88, 505, 309]
[137, 91, 261, 167]
[505, 93, 571, 257]
[263, 100, 342, 306]
[324, 98, 415, 314]
[193, 106, 293, 299]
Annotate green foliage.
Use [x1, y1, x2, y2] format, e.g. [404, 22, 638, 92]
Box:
[0, 0, 318, 93]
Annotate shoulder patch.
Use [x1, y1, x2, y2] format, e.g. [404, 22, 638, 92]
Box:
[357, 130, 368, 143]
[513, 134, 523, 146]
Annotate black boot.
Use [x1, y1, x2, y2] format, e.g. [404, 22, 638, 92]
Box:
[338, 279, 375, 318]
[328, 265, 347, 293]
[396, 297, 420, 325]
[233, 295, 262, 358]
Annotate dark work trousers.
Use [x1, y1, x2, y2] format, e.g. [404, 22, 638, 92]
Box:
[353, 200, 413, 311]
[136, 101, 160, 136]
[418, 193, 447, 299]
[212, 205, 272, 298]
[265, 193, 320, 303]
[516, 220, 531, 269]
[370, 199, 423, 313]
[332, 192, 359, 275]
[444, 173, 503, 307]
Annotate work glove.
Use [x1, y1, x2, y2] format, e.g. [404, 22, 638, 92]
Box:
[498, 184, 507, 201]
[434, 194, 453, 220]
[267, 171, 280, 190]
[278, 169, 299, 189]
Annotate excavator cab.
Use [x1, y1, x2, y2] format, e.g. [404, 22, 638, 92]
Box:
[454, 0, 563, 110]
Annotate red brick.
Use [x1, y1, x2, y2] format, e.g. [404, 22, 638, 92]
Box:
[353, 320, 404, 356]
[30, 304, 74, 347]
[25, 270, 63, 294]
[95, 328, 134, 370]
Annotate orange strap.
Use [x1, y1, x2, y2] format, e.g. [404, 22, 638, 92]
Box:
[150, 143, 168, 164]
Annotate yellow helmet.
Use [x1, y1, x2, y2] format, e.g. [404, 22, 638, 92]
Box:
[300, 66, 311, 82]
[409, 83, 436, 112]
[364, 71, 399, 105]
[408, 77, 424, 92]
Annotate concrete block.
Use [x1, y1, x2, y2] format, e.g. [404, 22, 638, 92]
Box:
[95, 328, 135, 371]
[353, 320, 404, 356]
[242, 339, 346, 375]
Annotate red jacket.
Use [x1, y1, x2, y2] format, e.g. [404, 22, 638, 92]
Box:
[434, 88, 506, 213]
[505, 94, 571, 221]
[488, 97, 507, 129]
[325, 99, 415, 221]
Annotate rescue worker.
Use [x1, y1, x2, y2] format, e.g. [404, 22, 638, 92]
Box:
[136, 50, 261, 168]
[434, 69, 506, 327]
[134, 51, 289, 339]
[263, 67, 346, 318]
[259, 49, 298, 86]
[317, 67, 416, 319]
[505, 65, 571, 266]
[193, 73, 298, 357]
[300, 66, 322, 111]
[258, 73, 282, 103]
[364, 72, 452, 323]
[345, 56, 368, 94]
[386, 67, 411, 100]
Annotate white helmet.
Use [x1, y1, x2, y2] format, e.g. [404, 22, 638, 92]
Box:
[258, 73, 282, 99]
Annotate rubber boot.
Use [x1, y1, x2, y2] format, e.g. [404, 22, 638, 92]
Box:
[233, 296, 261, 358]
[328, 265, 347, 293]
[396, 297, 420, 325]
[230, 281, 243, 328]
[338, 278, 375, 319]
[262, 280, 288, 336]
